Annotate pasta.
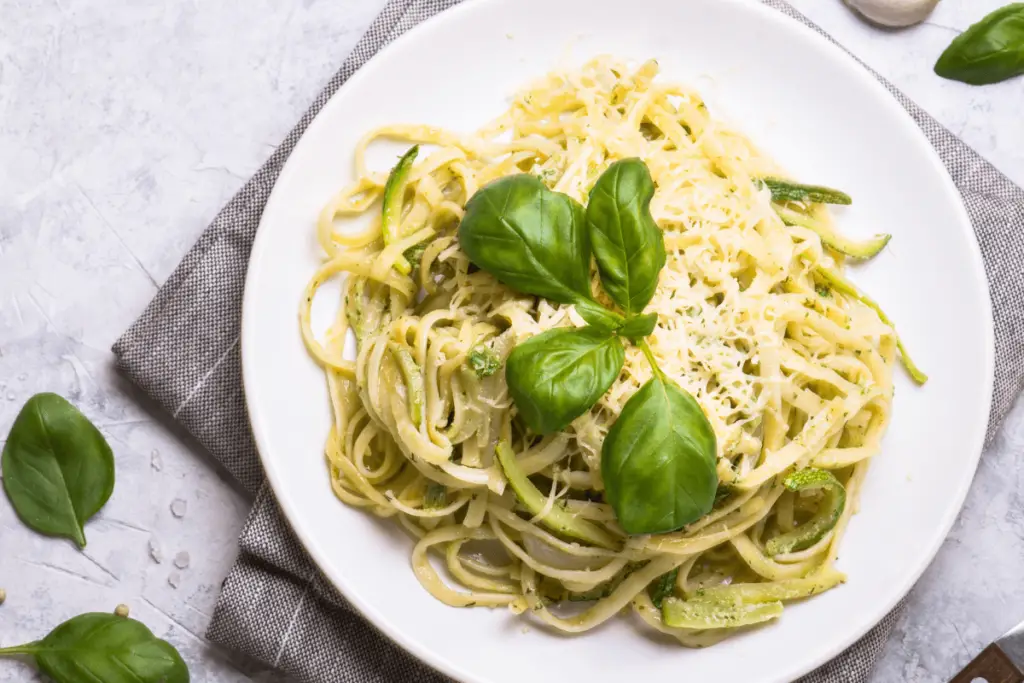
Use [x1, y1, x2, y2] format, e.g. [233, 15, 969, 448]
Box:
[300, 56, 905, 643]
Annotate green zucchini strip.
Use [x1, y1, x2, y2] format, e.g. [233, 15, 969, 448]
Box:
[662, 597, 783, 630]
[759, 177, 852, 205]
[382, 145, 420, 275]
[765, 469, 846, 556]
[687, 568, 845, 604]
[815, 266, 928, 384]
[388, 343, 425, 427]
[424, 482, 448, 508]
[774, 204, 890, 260]
[495, 441, 618, 549]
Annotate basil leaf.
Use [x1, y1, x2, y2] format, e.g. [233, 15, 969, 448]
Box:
[2, 393, 115, 548]
[586, 159, 667, 315]
[601, 377, 718, 535]
[459, 174, 593, 304]
[575, 299, 625, 332]
[506, 327, 625, 434]
[617, 313, 658, 340]
[0, 613, 189, 683]
[935, 4, 1024, 85]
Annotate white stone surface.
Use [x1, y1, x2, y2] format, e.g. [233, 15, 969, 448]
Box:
[1, 1, 1022, 681]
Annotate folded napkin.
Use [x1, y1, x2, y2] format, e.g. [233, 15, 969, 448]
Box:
[113, 0, 1024, 681]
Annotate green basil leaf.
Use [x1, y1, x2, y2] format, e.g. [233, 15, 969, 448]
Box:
[2, 393, 115, 548]
[0, 613, 189, 683]
[575, 299, 625, 332]
[935, 4, 1024, 85]
[586, 159, 667, 315]
[617, 313, 658, 340]
[506, 327, 625, 434]
[459, 174, 593, 304]
[601, 377, 718, 535]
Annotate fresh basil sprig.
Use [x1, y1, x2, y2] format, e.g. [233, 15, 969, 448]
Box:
[2, 393, 115, 548]
[935, 4, 1024, 85]
[505, 327, 625, 434]
[459, 159, 719, 535]
[0, 612, 189, 683]
[586, 159, 666, 315]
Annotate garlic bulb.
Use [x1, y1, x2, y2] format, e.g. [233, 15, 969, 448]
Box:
[845, 0, 940, 27]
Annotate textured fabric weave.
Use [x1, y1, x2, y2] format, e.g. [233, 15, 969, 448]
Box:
[112, 1, 1024, 681]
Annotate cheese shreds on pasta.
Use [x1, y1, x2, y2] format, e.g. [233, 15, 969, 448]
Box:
[300, 56, 896, 643]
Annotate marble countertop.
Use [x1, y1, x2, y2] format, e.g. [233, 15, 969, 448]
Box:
[2, 0, 1023, 681]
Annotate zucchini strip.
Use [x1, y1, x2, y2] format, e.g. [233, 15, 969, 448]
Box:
[815, 265, 928, 384]
[495, 441, 618, 549]
[382, 145, 420, 274]
[662, 597, 783, 629]
[759, 177, 852, 205]
[774, 204, 890, 259]
[424, 482, 448, 509]
[687, 567, 846, 604]
[765, 469, 846, 556]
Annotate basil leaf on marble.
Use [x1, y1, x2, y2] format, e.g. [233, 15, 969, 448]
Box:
[0, 612, 189, 683]
[2, 393, 115, 547]
[935, 4, 1024, 85]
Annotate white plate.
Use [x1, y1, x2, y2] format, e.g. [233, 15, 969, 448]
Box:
[241, 1, 994, 681]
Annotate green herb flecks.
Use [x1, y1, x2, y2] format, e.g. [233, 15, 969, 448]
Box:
[648, 567, 680, 609]
[466, 345, 502, 378]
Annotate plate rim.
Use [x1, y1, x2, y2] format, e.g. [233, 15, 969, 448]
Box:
[240, 1, 996, 680]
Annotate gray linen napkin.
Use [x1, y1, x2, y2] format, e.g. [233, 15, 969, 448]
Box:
[112, 1, 1024, 681]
